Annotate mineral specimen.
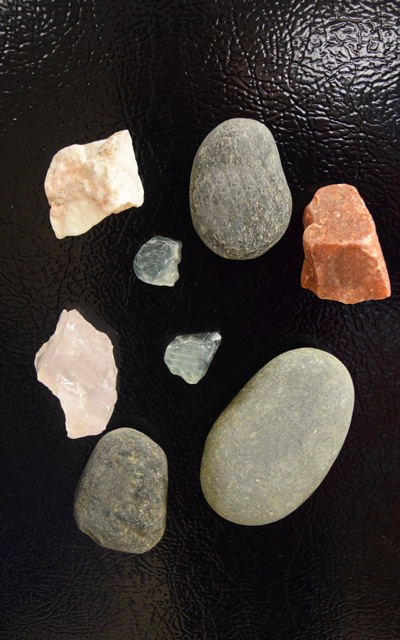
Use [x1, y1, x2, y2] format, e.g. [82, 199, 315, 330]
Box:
[133, 236, 182, 286]
[34, 309, 118, 438]
[74, 428, 168, 554]
[301, 184, 391, 303]
[200, 347, 354, 526]
[164, 332, 222, 384]
[45, 130, 144, 239]
[190, 118, 292, 259]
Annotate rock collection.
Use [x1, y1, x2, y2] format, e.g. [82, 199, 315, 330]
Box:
[302, 184, 391, 303]
[200, 348, 355, 525]
[190, 118, 292, 259]
[35, 117, 391, 550]
[74, 428, 168, 554]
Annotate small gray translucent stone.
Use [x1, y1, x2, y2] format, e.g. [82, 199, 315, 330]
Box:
[200, 348, 354, 525]
[133, 235, 182, 286]
[74, 428, 168, 554]
[190, 118, 292, 260]
[164, 332, 222, 384]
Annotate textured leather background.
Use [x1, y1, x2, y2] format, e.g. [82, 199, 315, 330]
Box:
[1, 1, 399, 638]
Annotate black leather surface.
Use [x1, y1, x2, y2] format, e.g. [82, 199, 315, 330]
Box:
[1, 1, 399, 638]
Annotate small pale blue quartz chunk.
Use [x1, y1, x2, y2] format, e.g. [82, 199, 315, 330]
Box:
[133, 236, 182, 286]
[164, 332, 222, 384]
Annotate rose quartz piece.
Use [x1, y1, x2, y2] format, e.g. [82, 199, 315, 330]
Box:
[45, 130, 144, 239]
[35, 310, 118, 438]
[301, 184, 391, 304]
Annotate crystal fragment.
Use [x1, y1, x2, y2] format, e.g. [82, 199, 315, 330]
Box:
[34, 309, 118, 438]
[133, 236, 182, 287]
[45, 130, 144, 239]
[164, 332, 222, 384]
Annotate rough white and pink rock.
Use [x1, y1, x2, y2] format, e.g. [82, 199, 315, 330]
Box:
[35, 309, 118, 438]
[301, 184, 391, 304]
[45, 130, 144, 239]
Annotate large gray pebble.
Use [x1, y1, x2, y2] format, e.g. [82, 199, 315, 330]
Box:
[190, 118, 292, 259]
[74, 428, 168, 553]
[200, 348, 354, 525]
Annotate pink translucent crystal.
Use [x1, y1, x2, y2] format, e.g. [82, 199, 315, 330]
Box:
[35, 309, 118, 438]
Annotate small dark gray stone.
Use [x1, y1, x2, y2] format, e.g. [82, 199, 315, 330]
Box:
[74, 428, 168, 553]
[200, 348, 354, 525]
[190, 118, 292, 260]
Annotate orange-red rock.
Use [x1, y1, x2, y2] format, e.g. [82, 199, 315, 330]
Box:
[301, 184, 391, 304]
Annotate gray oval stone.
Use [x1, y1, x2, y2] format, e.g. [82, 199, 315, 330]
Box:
[74, 428, 168, 553]
[190, 118, 292, 260]
[200, 348, 354, 525]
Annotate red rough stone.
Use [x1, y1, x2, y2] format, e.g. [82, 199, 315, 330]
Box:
[301, 184, 391, 304]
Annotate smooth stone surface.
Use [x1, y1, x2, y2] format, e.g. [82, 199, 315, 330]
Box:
[45, 130, 144, 238]
[35, 309, 118, 439]
[74, 428, 168, 554]
[201, 347, 354, 526]
[190, 118, 292, 259]
[302, 184, 391, 303]
[133, 236, 182, 286]
[164, 332, 221, 384]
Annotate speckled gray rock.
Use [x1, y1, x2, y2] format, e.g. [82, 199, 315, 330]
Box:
[74, 428, 168, 553]
[190, 118, 292, 260]
[200, 348, 354, 525]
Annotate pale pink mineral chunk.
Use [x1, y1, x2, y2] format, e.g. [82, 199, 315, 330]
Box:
[45, 130, 144, 239]
[301, 184, 391, 304]
[35, 309, 118, 438]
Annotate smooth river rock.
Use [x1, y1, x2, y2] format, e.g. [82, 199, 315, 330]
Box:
[201, 348, 354, 526]
[302, 184, 391, 303]
[74, 428, 168, 554]
[190, 118, 292, 259]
